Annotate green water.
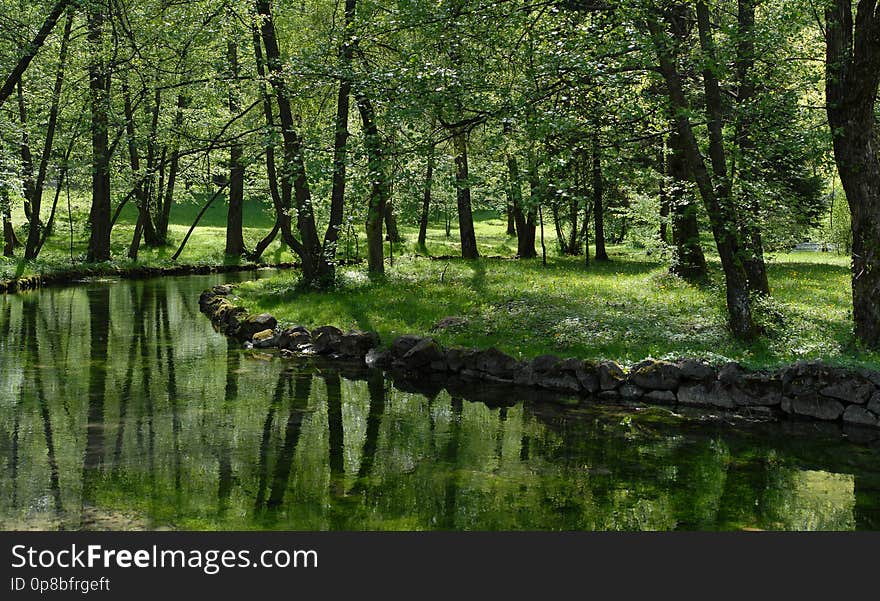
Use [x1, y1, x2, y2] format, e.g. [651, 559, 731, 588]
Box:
[1, 273, 879, 531]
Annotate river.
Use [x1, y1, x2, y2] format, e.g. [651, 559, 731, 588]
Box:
[1, 272, 879, 530]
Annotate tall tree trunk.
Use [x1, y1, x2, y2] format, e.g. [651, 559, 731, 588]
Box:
[323, 0, 357, 265]
[592, 134, 609, 261]
[249, 24, 283, 260]
[648, 11, 758, 340]
[256, 0, 329, 285]
[225, 38, 246, 257]
[825, 0, 880, 347]
[86, 0, 112, 263]
[418, 144, 434, 247]
[155, 93, 184, 243]
[452, 129, 479, 259]
[355, 90, 389, 275]
[141, 89, 160, 246]
[667, 130, 708, 280]
[122, 81, 147, 260]
[24, 9, 72, 260]
[16, 82, 36, 228]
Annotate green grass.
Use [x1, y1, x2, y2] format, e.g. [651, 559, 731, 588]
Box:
[234, 213, 878, 371]
[4, 189, 874, 370]
[0, 188, 297, 281]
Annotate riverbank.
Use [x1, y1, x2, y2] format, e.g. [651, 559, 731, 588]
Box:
[230, 252, 877, 371]
[200, 282, 880, 432]
[0, 260, 298, 293]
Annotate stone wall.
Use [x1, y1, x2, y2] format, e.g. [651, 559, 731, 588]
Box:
[199, 284, 880, 429]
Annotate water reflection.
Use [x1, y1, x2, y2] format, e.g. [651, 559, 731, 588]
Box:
[0, 274, 879, 531]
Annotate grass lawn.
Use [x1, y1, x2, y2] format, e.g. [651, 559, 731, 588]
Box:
[234, 211, 879, 371]
[0, 188, 298, 281]
[4, 190, 874, 370]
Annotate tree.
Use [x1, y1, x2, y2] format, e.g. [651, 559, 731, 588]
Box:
[825, 0, 880, 347]
[647, 5, 759, 340]
[86, 0, 112, 263]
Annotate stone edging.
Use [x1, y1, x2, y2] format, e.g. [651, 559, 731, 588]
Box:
[0, 262, 298, 294]
[199, 284, 880, 429]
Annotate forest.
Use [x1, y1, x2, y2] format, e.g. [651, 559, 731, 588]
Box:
[0, 0, 878, 354]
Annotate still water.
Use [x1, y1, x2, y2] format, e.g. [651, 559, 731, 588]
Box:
[1, 272, 880, 531]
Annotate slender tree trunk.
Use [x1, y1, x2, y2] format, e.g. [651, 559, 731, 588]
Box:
[249, 24, 283, 259]
[122, 82, 147, 260]
[355, 91, 389, 275]
[825, 0, 880, 347]
[16, 82, 36, 228]
[256, 0, 329, 285]
[86, 0, 112, 263]
[155, 94, 184, 243]
[667, 131, 708, 280]
[648, 12, 758, 340]
[323, 0, 357, 266]
[24, 9, 72, 260]
[452, 129, 479, 259]
[141, 89, 160, 246]
[418, 144, 434, 247]
[225, 38, 246, 256]
[592, 134, 609, 261]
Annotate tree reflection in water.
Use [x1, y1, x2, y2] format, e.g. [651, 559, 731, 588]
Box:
[0, 274, 877, 531]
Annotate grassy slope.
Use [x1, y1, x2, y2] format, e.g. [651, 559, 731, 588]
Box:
[234, 211, 879, 370]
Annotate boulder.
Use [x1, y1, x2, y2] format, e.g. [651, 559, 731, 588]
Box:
[819, 380, 873, 404]
[574, 361, 600, 393]
[677, 359, 716, 382]
[843, 405, 879, 427]
[792, 396, 845, 421]
[237, 313, 277, 341]
[867, 391, 880, 416]
[399, 338, 445, 370]
[526, 354, 580, 392]
[252, 329, 278, 348]
[598, 361, 625, 390]
[628, 360, 681, 391]
[532, 354, 561, 373]
[391, 335, 424, 358]
[312, 325, 343, 354]
[724, 372, 782, 407]
[338, 330, 380, 357]
[278, 328, 312, 350]
[677, 382, 735, 409]
[534, 372, 581, 393]
[718, 362, 747, 386]
[473, 348, 519, 381]
[446, 347, 480, 373]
